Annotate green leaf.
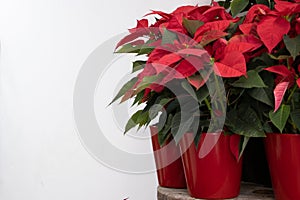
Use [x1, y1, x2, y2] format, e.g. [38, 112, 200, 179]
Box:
[132, 61, 146, 73]
[157, 111, 168, 131]
[142, 93, 159, 112]
[166, 100, 180, 113]
[283, 35, 300, 60]
[125, 110, 142, 133]
[230, 0, 249, 17]
[116, 42, 154, 55]
[192, 120, 203, 148]
[178, 95, 199, 115]
[162, 28, 178, 45]
[248, 88, 273, 106]
[182, 18, 204, 36]
[196, 86, 209, 103]
[135, 74, 162, 93]
[181, 81, 198, 101]
[136, 111, 150, 129]
[263, 122, 273, 133]
[226, 106, 265, 137]
[148, 98, 172, 120]
[137, 46, 155, 55]
[131, 90, 144, 106]
[159, 98, 172, 106]
[149, 104, 163, 120]
[110, 77, 138, 105]
[290, 109, 300, 131]
[292, 91, 300, 110]
[232, 70, 267, 88]
[116, 44, 143, 53]
[124, 109, 151, 133]
[171, 112, 194, 144]
[158, 114, 173, 146]
[253, 53, 275, 66]
[247, 71, 274, 107]
[239, 136, 250, 160]
[269, 104, 290, 133]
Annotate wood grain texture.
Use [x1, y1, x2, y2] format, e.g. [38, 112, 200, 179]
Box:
[157, 182, 274, 200]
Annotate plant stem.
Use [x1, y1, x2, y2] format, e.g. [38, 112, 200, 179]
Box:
[204, 98, 212, 111]
[286, 84, 298, 104]
[213, 73, 226, 114]
[287, 58, 291, 70]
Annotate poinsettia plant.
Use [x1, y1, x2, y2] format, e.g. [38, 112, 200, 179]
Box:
[231, 0, 300, 134]
[219, 0, 300, 142]
[109, 2, 271, 158]
[110, 1, 300, 157]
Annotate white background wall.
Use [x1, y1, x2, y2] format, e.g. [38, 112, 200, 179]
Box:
[0, 0, 210, 199]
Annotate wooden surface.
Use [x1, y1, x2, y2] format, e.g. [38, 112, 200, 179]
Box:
[157, 182, 274, 200]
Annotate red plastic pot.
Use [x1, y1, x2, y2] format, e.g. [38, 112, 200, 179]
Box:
[265, 133, 300, 200]
[150, 126, 186, 188]
[179, 132, 242, 199]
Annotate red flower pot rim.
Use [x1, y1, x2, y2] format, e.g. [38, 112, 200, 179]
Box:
[151, 129, 240, 166]
[180, 132, 241, 161]
[150, 129, 232, 168]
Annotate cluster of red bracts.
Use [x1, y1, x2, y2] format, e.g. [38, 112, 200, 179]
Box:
[116, 0, 300, 107]
[245, 0, 300, 111]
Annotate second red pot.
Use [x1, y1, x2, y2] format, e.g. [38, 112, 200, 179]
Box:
[265, 133, 300, 200]
[150, 126, 186, 188]
[179, 132, 242, 199]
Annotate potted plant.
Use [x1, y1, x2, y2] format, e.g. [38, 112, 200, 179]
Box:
[111, 1, 268, 199]
[232, 0, 300, 199]
[219, 0, 300, 199]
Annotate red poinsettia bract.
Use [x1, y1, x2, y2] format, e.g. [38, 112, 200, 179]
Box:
[116, 3, 271, 102]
